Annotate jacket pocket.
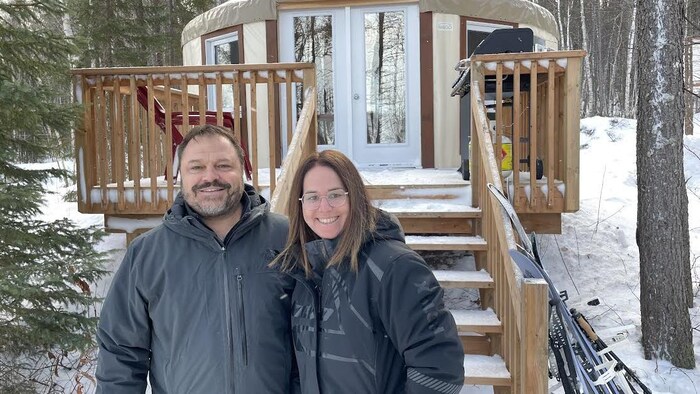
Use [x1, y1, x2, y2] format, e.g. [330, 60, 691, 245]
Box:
[235, 269, 248, 366]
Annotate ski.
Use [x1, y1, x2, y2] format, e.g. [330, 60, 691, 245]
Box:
[488, 182, 651, 394]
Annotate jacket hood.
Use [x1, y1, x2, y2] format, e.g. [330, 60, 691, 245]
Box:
[372, 209, 405, 243]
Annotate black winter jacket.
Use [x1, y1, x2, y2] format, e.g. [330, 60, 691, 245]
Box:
[96, 185, 296, 393]
[290, 211, 465, 394]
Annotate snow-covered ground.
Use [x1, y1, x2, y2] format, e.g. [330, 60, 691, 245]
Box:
[532, 116, 700, 393]
[31, 115, 700, 393]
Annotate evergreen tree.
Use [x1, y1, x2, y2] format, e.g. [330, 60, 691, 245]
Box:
[67, 0, 216, 67]
[0, 0, 108, 391]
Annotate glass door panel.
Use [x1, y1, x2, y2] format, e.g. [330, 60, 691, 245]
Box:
[292, 15, 335, 145]
[363, 11, 407, 145]
[351, 5, 419, 167]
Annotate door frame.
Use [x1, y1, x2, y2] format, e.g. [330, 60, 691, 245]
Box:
[278, 4, 421, 167]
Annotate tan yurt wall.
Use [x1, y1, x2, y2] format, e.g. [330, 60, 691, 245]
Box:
[182, 0, 275, 46]
[524, 25, 559, 50]
[182, 39, 202, 65]
[242, 21, 272, 168]
[432, 13, 462, 168]
[418, 0, 558, 39]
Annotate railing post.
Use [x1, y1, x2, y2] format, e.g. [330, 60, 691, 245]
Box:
[302, 69, 317, 158]
[75, 75, 94, 212]
[521, 279, 549, 393]
[563, 56, 582, 212]
[470, 64, 485, 209]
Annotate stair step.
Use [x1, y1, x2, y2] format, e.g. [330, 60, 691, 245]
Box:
[365, 179, 468, 201]
[383, 207, 481, 218]
[405, 235, 487, 251]
[450, 309, 502, 333]
[463, 355, 512, 386]
[434, 270, 493, 289]
[386, 208, 481, 235]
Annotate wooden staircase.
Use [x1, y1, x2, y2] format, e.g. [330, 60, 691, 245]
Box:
[365, 175, 512, 389]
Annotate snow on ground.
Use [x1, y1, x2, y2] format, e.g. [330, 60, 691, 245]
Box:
[533, 116, 700, 393]
[30, 115, 700, 393]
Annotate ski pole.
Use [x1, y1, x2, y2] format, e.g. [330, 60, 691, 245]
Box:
[571, 309, 652, 394]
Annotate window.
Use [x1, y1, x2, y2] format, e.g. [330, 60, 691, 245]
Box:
[205, 32, 240, 111]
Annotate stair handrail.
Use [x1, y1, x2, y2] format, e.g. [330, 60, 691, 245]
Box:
[270, 86, 317, 215]
[470, 61, 549, 393]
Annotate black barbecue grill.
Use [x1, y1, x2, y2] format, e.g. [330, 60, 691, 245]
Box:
[451, 28, 534, 180]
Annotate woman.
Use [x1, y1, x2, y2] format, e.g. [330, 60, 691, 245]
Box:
[274, 150, 465, 394]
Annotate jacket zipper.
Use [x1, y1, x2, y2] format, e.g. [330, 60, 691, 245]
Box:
[235, 267, 248, 365]
[222, 246, 235, 394]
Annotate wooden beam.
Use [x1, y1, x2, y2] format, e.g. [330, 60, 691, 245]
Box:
[519, 213, 561, 234]
[420, 11, 434, 168]
[521, 279, 549, 393]
[563, 57, 582, 211]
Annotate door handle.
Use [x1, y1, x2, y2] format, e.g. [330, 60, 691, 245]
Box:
[353, 94, 360, 100]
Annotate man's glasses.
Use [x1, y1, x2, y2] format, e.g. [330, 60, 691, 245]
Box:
[299, 191, 349, 210]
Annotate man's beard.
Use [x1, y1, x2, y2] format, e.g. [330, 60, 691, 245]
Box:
[184, 179, 244, 219]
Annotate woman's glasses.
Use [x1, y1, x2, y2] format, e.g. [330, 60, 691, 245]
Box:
[299, 191, 349, 210]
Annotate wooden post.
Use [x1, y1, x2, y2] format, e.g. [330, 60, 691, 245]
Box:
[521, 279, 549, 393]
[529, 61, 538, 209]
[513, 62, 521, 205]
[79, 76, 96, 212]
[268, 70, 278, 193]
[164, 75, 175, 205]
[113, 78, 125, 211]
[563, 56, 582, 212]
[129, 76, 141, 210]
[250, 72, 259, 190]
[286, 69, 293, 146]
[95, 77, 108, 208]
[546, 60, 556, 207]
[147, 76, 158, 210]
[302, 69, 318, 158]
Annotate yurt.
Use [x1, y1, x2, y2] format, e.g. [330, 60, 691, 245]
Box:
[181, 0, 558, 168]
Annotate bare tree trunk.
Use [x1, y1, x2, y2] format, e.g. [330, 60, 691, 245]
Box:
[624, 3, 637, 117]
[636, 0, 695, 369]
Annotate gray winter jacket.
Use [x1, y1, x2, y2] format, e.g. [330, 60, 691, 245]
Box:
[290, 211, 465, 394]
[96, 185, 296, 393]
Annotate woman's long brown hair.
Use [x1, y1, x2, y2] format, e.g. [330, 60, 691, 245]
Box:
[272, 150, 377, 276]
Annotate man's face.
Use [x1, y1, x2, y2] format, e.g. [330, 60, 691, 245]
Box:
[180, 134, 244, 219]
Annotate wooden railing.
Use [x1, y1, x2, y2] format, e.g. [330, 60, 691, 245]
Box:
[470, 58, 551, 392]
[469, 51, 585, 215]
[270, 86, 317, 215]
[71, 63, 316, 215]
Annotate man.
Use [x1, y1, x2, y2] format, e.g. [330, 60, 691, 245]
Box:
[96, 125, 295, 393]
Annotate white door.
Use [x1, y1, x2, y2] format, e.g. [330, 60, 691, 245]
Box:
[349, 5, 420, 167]
[279, 5, 421, 167]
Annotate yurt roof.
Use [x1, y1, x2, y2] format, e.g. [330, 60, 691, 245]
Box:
[182, 0, 558, 45]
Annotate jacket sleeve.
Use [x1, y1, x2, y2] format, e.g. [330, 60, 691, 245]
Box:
[95, 246, 151, 394]
[377, 252, 464, 394]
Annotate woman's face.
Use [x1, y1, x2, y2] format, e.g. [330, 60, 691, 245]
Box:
[301, 165, 350, 240]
